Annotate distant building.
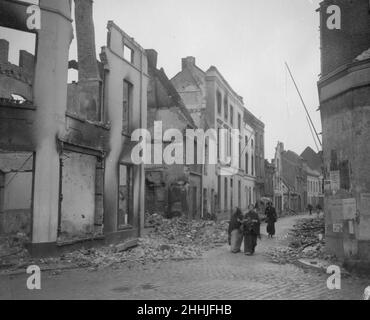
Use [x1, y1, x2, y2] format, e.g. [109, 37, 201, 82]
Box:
[273, 142, 308, 214]
[305, 165, 323, 208]
[264, 160, 275, 201]
[281, 149, 306, 213]
[301, 147, 323, 173]
[301, 147, 324, 209]
[171, 57, 265, 218]
[244, 109, 265, 202]
[272, 142, 284, 214]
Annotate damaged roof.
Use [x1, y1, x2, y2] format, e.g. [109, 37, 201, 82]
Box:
[147, 62, 196, 128]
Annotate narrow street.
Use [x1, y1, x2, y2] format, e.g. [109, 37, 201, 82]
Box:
[1, 215, 368, 300]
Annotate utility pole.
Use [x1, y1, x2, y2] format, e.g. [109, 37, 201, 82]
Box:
[285, 62, 322, 149]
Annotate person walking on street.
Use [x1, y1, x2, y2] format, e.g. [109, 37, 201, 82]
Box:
[307, 204, 313, 216]
[242, 204, 261, 256]
[228, 208, 243, 253]
[316, 204, 322, 217]
[265, 202, 277, 238]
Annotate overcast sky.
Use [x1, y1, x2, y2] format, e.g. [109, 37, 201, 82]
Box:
[1, 0, 322, 160]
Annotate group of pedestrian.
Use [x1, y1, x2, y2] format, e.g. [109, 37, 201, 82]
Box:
[228, 202, 277, 255]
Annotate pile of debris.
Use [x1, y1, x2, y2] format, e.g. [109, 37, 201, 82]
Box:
[289, 217, 325, 250]
[60, 215, 229, 269]
[267, 217, 334, 264]
[1, 214, 229, 274]
[56, 237, 204, 270]
[147, 214, 229, 250]
[0, 234, 30, 271]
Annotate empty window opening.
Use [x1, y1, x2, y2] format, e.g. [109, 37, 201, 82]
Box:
[118, 164, 134, 228]
[123, 44, 134, 63]
[122, 80, 133, 135]
[0, 152, 34, 240]
[0, 27, 36, 102]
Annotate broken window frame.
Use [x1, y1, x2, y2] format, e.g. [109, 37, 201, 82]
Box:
[0, 151, 35, 239]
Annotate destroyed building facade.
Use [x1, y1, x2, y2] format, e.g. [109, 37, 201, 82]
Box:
[318, 0, 370, 262]
[144, 49, 202, 218]
[0, 0, 147, 255]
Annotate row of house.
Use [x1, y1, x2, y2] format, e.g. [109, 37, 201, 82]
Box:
[0, 0, 265, 256]
[265, 143, 324, 216]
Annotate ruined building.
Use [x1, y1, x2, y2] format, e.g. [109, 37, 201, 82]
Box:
[0, 0, 147, 255]
[317, 0, 370, 262]
[171, 57, 265, 219]
[145, 50, 202, 218]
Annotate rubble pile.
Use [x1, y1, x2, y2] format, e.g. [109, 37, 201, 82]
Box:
[289, 217, 325, 250]
[267, 217, 332, 264]
[62, 215, 229, 269]
[1, 215, 229, 273]
[148, 215, 229, 250]
[57, 237, 203, 270]
[0, 235, 30, 270]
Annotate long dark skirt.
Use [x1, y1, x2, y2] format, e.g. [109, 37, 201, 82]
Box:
[244, 234, 257, 254]
[266, 221, 275, 236]
[230, 229, 243, 253]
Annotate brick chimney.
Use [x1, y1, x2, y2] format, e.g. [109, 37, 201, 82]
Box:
[74, 0, 102, 121]
[74, 0, 100, 81]
[0, 39, 9, 63]
[19, 50, 35, 76]
[145, 49, 158, 69]
[182, 56, 196, 70]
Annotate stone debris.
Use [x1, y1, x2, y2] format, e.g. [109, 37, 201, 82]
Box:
[147, 214, 229, 250]
[267, 217, 335, 265]
[288, 217, 325, 250]
[0, 214, 229, 273]
[0, 234, 30, 270]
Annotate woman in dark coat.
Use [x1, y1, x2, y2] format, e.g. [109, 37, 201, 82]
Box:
[265, 202, 277, 238]
[242, 205, 261, 255]
[228, 208, 243, 253]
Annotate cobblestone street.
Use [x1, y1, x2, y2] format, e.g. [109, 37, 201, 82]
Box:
[1, 215, 369, 300]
